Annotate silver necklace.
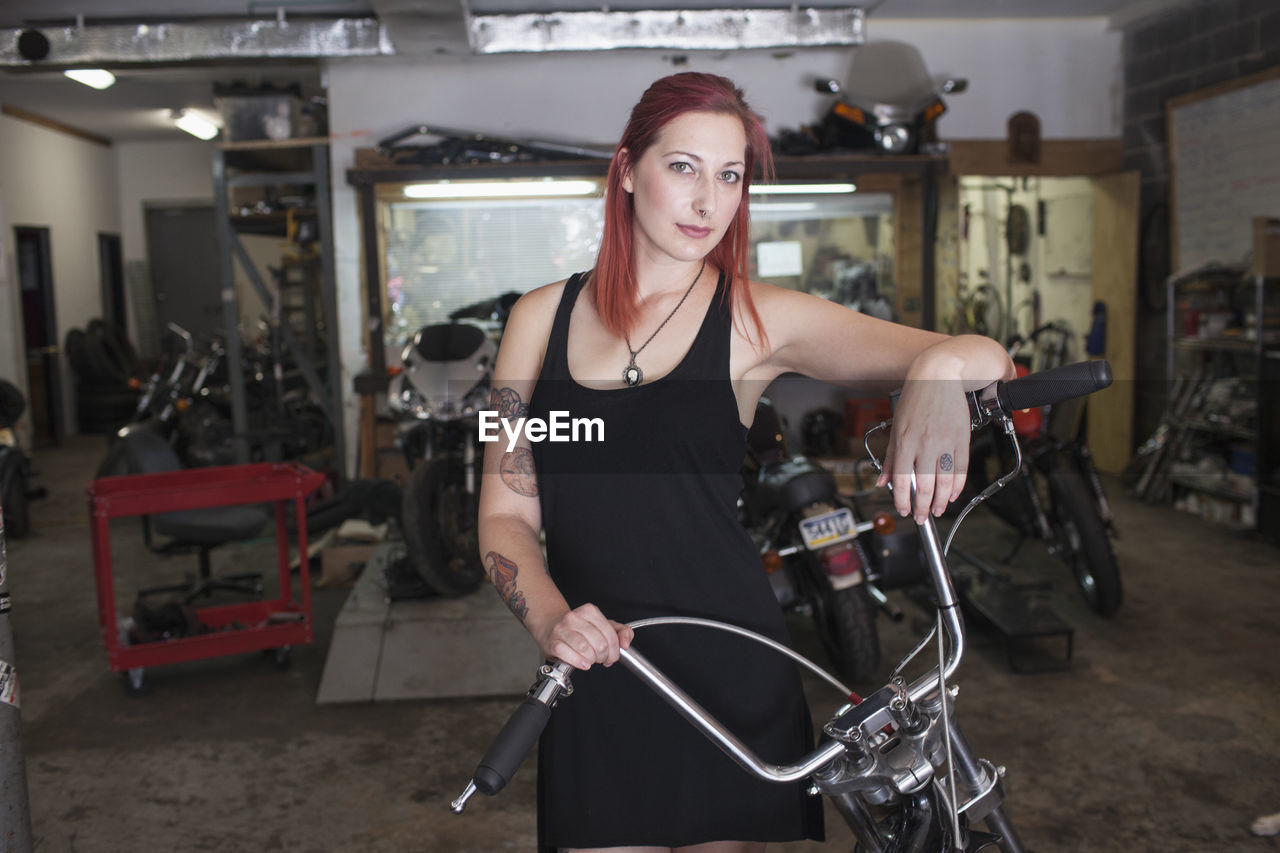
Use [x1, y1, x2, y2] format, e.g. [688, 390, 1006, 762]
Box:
[622, 259, 705, 387]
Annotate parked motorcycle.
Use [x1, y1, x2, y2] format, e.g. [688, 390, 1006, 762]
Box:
[0, 379, 32, 539]
[96, 323, 229, 477]
[775, 40, 966, 156]
[740, 397, 925, 684]
[962, 323, 1123, 616]
[391, 292, 521, 598]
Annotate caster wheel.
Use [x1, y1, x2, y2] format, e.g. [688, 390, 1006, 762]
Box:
[122, 668, 150, 697]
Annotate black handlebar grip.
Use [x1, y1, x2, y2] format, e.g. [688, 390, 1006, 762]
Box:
[997, 360, 1113, 413]
[472, 696, 553, 796]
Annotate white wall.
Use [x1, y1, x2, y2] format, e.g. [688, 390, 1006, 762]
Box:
[324, 18, 1122, 472]
[117, 140, 215, 265]
[0, 110, 120, 435]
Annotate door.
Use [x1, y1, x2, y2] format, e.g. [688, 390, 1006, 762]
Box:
[14, 226, 63, 446]
[144, 204, 222, 342]
[1088, 171, 1140, 474]
[98, 232, 126, 336]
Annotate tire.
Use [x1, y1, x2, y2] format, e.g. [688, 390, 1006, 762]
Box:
[402, 455, 485, 597]
[96, 439, 130, 479]
[811, 561, 880, 683]
[1, 455, 31, 539]
[1048, 469, 1123, 616]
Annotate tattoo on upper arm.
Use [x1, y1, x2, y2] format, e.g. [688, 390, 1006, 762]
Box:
[500, 448, 539, 497]
[491, 386, 529, 420]
[485, 550, 529, 621]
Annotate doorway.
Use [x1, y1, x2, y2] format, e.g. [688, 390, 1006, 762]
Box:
[98, 232, 126, 336]
[14, 226, 63, 446]
[143, 203, 223, 344]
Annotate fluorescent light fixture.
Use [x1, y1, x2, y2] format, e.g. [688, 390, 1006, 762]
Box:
[403, 180, 600, 200]
[750, 183, 857, 195]
[751, 203, 818, 213]
[170, 109, 219, 141]
[63, 68, 115, 89]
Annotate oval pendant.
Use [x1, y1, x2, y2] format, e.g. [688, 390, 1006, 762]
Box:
[623, 365, 642, 387]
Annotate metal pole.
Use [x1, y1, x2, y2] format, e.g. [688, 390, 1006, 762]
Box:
[212, 146, 251, 464]
[0, 510, 35, 852]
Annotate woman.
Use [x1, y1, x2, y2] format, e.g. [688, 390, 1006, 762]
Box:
[477, 72, 1013, 853]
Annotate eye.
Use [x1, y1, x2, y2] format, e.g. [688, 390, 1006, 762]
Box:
[719, 170, 742, 184]
[670, 161, 694, 174]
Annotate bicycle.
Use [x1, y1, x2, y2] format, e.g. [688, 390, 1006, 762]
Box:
[452, 360, 1113, 853]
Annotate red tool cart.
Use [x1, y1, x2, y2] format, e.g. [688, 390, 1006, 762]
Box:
[88, 462, 325, 688]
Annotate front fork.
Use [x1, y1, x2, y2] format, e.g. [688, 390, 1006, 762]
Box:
[827, 717, 1026, 853]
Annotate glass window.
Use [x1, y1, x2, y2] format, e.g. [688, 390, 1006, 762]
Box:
[379, 182, 896, 355]
[381, 183, 604, 354]
[748, 192, 897, 320]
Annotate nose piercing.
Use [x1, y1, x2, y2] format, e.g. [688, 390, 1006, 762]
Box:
[699, 209, 709, 220]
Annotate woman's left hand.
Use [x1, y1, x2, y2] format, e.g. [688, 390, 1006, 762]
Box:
[875, 365, 975, 523]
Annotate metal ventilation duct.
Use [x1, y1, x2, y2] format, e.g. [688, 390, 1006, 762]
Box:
[467, 6, 866, 53]
[0, 18, 393, 66]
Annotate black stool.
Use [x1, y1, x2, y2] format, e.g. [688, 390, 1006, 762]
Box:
[123, 431, 269, 605]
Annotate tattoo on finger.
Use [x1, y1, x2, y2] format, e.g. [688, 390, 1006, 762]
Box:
[939, 452, 954, 472]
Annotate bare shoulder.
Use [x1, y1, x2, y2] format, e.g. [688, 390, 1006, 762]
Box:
[495, 277, 573, 385]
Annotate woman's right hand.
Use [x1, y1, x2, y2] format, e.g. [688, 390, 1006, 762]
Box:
[534, 604, 634, 671]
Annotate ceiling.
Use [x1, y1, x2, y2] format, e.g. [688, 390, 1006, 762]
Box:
[0, 0, 1178, 143]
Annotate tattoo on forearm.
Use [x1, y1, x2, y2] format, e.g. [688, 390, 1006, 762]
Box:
[491, 386, 529, 420]
[485, 550, 529, 621]
[500, 447, 539, 497]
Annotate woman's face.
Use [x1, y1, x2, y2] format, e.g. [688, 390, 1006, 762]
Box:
[621, 110, 748, 266]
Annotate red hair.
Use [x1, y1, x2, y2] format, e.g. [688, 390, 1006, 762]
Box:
[592, 72, 773, 346]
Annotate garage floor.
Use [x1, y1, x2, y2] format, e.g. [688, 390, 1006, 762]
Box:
[5, 435, 1279, 852]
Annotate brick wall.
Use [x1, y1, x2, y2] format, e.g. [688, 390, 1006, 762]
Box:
[1120, 0, 1280, 443]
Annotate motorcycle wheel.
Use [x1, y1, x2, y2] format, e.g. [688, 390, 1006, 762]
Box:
[811, 565, 880, 684]
[1047, 469, 1122, 616]
[97, 438, 130, 479]
[401, 456, 485, 598]
[1, 456, 31, 539]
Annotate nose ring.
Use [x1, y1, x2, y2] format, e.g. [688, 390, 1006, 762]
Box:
[699, 208, 709, 220]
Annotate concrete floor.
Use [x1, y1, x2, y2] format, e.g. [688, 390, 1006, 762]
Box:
[4, 434, 1279, 852]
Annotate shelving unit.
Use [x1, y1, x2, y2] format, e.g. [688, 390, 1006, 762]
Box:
[211, 137, 344, 475]
[1161, 267, 1278, 531]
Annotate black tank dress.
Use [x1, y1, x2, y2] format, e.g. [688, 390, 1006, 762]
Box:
[528, 271, 824, 850]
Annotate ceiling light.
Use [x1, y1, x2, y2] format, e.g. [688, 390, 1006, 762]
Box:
[402, 180, 600, 200]
[170, 109, 219, 141]
[751, 203, 819, 213]
[63, 69, 116, 90]
[750, 183, 857, 195]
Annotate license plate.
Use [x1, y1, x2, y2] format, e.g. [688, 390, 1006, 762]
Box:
[799, 507, 857, 550]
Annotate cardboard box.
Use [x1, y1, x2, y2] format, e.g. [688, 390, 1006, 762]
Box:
[319, 541, 378, 589]
[1253, 216, 1280, 278]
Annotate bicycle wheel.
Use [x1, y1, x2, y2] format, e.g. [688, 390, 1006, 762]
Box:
[1047, 469, 1122, 616]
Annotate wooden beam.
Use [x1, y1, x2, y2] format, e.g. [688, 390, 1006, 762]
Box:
[0, 104, 111, 147]
[947, 139, 1122, 176]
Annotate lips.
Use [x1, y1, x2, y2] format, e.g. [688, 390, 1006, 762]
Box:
[677, 224, 713, 239]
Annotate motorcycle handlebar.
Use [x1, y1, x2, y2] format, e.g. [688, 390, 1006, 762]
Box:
[995, 359, 1112, 415]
